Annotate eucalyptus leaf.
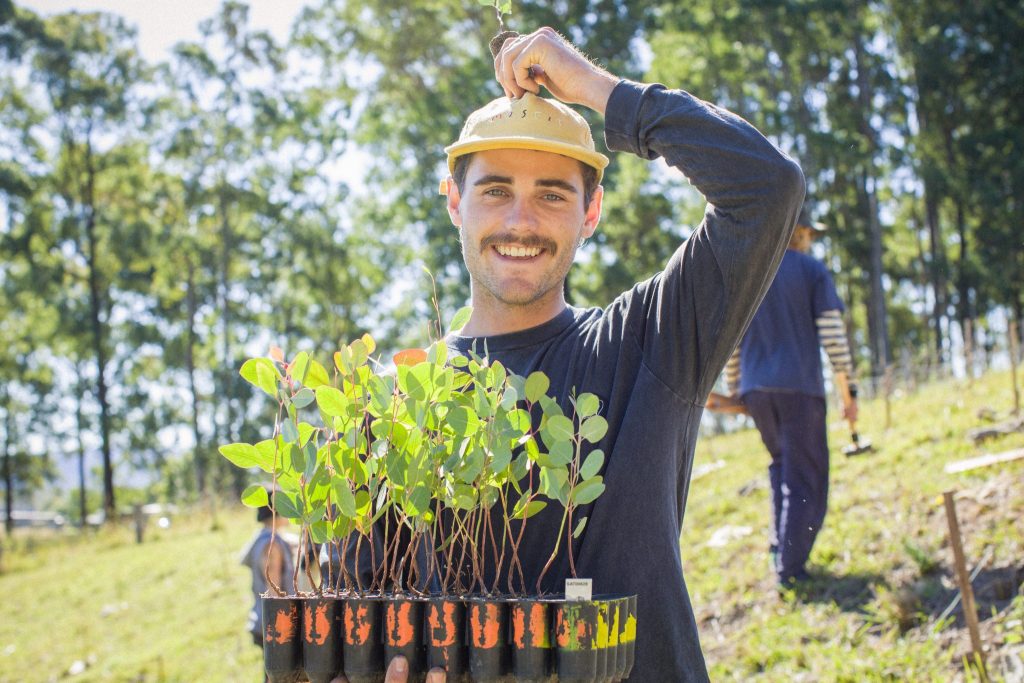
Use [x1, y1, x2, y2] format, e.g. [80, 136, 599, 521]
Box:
[315, 385, 348, 417]
[240, 358, 279, 398]
[274, 492, 302, 520]
[240, 484, 269, 508]
[280, 419, 299, 444]
[291, 387, 315, 409]
[579, 449, 605, 480]
[579, 415, 609, 444]
[448, 305, 473, 333]
[571, 477, 606, 506]
[219, 443, 269, 470]
[573, 516, 588, 538]
[543, 414, 575, 443]
[309, 521, 330, 544]
[575, 393, 600, 418]
[524, 371, 550, 403]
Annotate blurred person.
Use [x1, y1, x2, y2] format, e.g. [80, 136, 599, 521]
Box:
[723, 206, 858, 586]
[239, 494, 295, 652]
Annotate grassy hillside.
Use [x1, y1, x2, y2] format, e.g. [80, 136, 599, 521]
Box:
[0, 369, 1021, 682]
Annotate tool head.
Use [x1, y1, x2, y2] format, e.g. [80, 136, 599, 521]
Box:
[842, 432, 875, 457]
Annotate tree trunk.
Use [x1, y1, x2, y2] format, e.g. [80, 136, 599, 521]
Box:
[3, 401, 12, 536]
[217, 185, 244, 498]
[186, 259, 206, 496]
[853, 35, 890, 381]
[924, 182, 947, 366]
[75, 364, 88, 529]
[82, 137, 116, 523]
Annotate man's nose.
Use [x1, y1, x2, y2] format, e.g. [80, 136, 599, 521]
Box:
[505, 197, 539, 231]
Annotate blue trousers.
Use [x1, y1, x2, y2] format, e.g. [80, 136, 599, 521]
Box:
[744, 391, 829, 582]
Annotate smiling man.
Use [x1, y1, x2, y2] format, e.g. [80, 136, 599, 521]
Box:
[436, 27, 804, 681]
[330, 26, 804, 683]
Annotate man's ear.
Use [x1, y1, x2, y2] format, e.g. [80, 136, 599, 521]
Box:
[581, 185, 603, 239]
[443, 176, 463, 228]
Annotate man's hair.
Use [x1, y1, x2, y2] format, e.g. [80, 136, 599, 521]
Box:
[452, 153, 600, 209]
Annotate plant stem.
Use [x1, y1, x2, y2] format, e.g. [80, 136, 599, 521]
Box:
[536, 505, 568, 596]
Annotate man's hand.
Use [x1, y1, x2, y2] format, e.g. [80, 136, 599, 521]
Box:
[843, 398, 859, 423]
[706, 392, 749, 415]
[329, 656, 445, 683]
[493, 27, 618, 115]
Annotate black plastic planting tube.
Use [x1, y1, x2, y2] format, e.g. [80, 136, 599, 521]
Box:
[260, 592, 637, 682]
[262, 596, 305, 683]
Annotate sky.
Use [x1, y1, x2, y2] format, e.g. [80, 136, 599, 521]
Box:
[19, 0, 310, 63]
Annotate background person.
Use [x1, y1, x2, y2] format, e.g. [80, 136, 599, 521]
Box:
[724, 206, 858, 586]
[239, 496, 295, 652]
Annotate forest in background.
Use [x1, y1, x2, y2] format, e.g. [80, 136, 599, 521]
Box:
[1, 0, 1022, 524]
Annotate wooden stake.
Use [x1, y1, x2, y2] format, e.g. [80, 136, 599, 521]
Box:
[942, 491, 985, 669]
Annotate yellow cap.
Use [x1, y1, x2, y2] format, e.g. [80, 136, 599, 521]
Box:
[444, 93, 610, 184]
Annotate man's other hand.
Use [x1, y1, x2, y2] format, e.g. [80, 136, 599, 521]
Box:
[493, 27, 618, 115]
[329, 656, 446, 683]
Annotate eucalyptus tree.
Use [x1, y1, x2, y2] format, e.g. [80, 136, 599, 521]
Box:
[10, 8, 153, 520]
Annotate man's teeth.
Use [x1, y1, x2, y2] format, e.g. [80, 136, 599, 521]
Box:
[495, 245, 542, 258]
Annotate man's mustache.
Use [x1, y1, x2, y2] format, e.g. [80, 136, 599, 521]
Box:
[480, 233, 558, 254]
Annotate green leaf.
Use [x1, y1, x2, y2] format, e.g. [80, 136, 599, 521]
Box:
[309, 521, 330, 545]
[219, 443, 270, 470]
[575, 393, 600, 418]
[274, 492, 303, 520]
[334, 482, 356, 518]
[508, 407, 531, 434]
[407, 485, 431, 516]
[546, 441, 573, 467]
[524, 371, 550, 403]
[254, 440, 278, 473]
[315, 386, 348, 417]
[280, 419, 299, 444]
[573, 516, 588, 538]
[571, 477, 605, 506]
[291, 388, 315, 409]
[513, 498, 547, 520]
[447, 406, 480, 436]
[240, 484, 269, 508]
[543, 414, 575, 444]
[240, 358, 279, 398]
[500, 385, 519, 411]
[298, 422, 317, 448]
[303, 360, 330, 388]
[290, 352, 311, 383]
[448, 305, 473, 333]
[540, 466, 568, 504]
[579, 415, 608, 443]
[579, 449, 604, 480]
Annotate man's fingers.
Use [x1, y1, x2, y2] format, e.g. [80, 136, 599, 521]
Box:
[328, 677, 348, 683]
[383, 655, 409, 683]
[426, 667, 447, 683]
[496, 41, 527, 98]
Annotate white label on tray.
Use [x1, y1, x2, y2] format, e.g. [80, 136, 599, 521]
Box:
[565, 578, 593, 601]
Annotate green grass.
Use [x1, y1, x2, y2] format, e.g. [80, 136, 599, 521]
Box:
[0, 505, 264, 682]
[0, 369, 1021, 681]
[686, 368, 1024, 681]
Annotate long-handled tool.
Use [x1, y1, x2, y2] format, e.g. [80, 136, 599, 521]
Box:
[834, 372, 874, 456]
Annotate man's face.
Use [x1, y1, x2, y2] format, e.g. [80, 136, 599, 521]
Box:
[446, 148, 602, 309]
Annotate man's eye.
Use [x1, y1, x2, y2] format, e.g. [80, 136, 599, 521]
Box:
[484, 188, 508, 197]
[542, 193, 566, 202]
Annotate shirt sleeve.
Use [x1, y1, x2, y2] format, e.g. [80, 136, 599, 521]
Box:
[603, 81, 805, 403]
